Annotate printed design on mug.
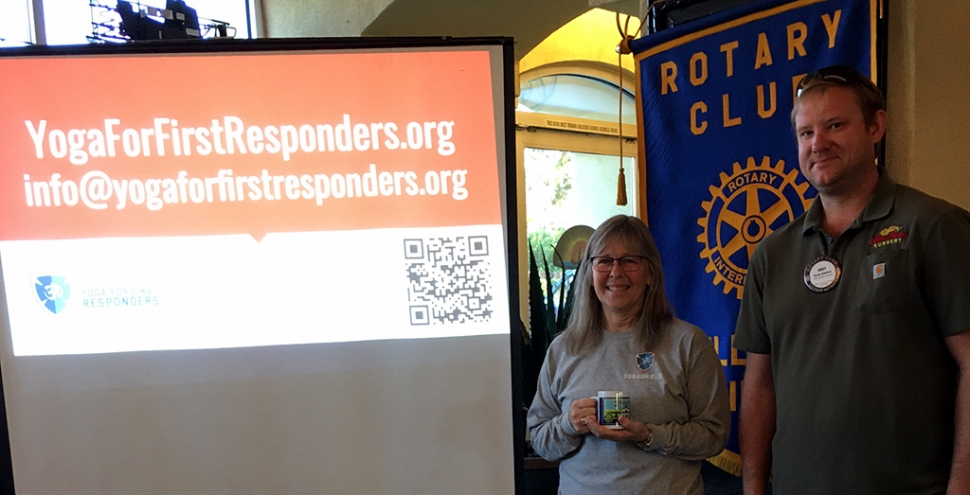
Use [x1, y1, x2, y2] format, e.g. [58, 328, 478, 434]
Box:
[596, 391, 630, 429]
[636, 352, 655, 371]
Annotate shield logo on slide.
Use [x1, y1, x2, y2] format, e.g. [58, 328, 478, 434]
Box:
[34, 275, 71, 315]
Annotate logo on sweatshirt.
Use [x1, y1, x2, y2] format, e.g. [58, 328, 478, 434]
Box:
[636, 352, 655, 371]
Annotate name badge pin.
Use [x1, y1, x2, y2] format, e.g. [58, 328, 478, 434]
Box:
[804, 255, 841, 293]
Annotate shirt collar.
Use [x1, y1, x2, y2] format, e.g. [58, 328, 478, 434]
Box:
[801, 174, 897, 235]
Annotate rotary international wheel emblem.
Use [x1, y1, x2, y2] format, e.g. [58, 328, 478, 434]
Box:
[697, 156, 813, 299]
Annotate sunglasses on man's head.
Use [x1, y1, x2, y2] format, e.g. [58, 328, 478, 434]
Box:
[795, 65, 875, 97]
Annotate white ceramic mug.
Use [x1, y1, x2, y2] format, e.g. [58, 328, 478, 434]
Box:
[593, 391, 630, 429]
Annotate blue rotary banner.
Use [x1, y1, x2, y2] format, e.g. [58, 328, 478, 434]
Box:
[629, 0, 877, 474]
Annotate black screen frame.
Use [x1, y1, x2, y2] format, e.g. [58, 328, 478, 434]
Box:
[0, 36, 522, 495]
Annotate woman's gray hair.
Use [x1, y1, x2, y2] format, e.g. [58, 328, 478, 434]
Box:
[562, 215, 674, 355]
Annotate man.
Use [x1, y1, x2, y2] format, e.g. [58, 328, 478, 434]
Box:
[734, 65, 970, 495]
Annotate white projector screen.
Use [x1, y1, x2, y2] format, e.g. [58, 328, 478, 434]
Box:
[0, 38, 519, 495]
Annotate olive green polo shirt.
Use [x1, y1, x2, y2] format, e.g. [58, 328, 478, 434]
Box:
[734, 174, 970, 495]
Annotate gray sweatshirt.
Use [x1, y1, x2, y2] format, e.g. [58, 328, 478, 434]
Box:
[527, 318, 730, 495]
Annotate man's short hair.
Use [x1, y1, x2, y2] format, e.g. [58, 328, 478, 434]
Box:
[791, 65, 886, 127]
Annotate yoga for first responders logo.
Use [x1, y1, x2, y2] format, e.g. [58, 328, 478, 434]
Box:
[697, 156, 813, 299]
[34, 275, 71, 314]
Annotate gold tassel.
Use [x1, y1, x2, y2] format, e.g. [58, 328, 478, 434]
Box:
[615, 12, 637, 207]
[617, 165, 628, 206]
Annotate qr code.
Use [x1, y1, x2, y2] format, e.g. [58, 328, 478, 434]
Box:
[404, 236, 493, 325]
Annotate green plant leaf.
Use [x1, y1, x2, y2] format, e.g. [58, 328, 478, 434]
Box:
[539, 248, 557, 344]
[522, 239, 581, 410]
[560, 260, 580, 332]
[524, 242, 550, 409]
[552, 246, 569, 331]
[527, 244, 547, 366]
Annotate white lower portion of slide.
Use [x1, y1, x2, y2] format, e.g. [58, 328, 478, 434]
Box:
[1, 224, 510, 356]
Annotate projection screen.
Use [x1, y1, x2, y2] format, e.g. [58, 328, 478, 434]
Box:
[0, 38, 519, 495]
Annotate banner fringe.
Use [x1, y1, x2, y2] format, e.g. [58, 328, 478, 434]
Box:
[706, 449, 742, 477]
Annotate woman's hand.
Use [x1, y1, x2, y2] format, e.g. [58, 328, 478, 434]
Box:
[585, 415, 652, 445]
[568, 397, 597, 434]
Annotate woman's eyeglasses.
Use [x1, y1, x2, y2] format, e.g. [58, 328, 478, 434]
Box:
[590, 256, 645, 272]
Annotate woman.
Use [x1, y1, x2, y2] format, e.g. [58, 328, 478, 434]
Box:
[527, 215, 729, 495]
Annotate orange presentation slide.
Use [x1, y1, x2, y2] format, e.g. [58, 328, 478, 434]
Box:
[0, 46, 511, 357]
[0, 49, 501, 241]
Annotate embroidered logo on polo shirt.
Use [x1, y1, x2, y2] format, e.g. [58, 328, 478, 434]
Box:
[869, 226, 908, 248]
